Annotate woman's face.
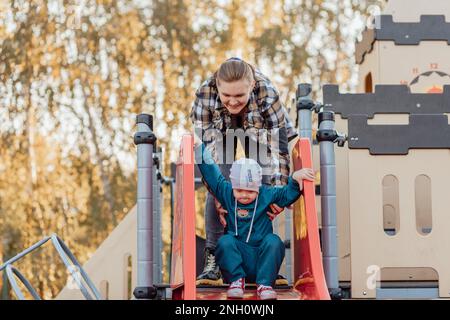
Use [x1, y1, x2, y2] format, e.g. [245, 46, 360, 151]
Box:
[217, 78, 254, 115]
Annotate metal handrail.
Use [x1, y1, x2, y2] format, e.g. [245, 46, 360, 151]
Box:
[5, 265, 41, 300]
[0, 234, 102, 300]
[0, 236, 52, 271]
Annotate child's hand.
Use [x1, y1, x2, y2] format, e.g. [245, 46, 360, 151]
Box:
[292, 168, 315, 187]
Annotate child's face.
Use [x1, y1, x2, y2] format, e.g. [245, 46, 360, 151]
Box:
[233, 188, 258, 205]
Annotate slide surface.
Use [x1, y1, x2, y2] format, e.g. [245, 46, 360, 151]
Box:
[171, 136, 329, 300]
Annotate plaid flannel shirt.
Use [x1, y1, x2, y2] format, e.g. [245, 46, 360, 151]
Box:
[190, 69, 297, 186]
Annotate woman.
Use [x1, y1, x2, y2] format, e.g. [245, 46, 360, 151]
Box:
[191, 57, 298, 285]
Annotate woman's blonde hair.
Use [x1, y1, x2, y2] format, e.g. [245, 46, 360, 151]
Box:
[215, 58, 256, 85]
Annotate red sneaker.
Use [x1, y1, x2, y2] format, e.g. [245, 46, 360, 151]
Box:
[227, 278, 245, 299]
[257, 284, 277, 300]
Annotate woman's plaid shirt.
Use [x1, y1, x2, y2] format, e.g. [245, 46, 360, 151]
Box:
[190, 69, 297, 186]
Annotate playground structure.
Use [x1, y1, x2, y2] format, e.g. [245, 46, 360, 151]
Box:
[2, 0, 450, 300]
[329, 0, 450, 299]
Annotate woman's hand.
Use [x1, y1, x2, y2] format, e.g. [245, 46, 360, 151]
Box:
[215, 198, 228, 227]
[267, 203, 284, 221]
[193, 133, 202, 148]
[292, 168, 315, 187]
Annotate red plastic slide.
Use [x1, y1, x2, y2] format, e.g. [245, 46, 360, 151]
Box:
[291, 138, 330, 300]
[170, 135, 329, 300]
[170, 135, 196, 300]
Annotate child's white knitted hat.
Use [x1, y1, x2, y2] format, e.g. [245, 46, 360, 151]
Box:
[229, 158, 262, 193]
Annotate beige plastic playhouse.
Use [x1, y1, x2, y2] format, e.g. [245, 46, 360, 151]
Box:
[333, 0, 450, 298]
[57, 0, 450, 299]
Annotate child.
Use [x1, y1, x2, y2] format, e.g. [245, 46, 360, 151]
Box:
[195, 143, 314, 300]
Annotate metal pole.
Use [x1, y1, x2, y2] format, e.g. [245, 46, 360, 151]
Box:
[317, 110, 344, 299]
[133, 114, 157, 299]
[5, 265, 39, 300]
[2, 272, 9, 299]
[51, 234, 102, 300]
[296, 83, 315, 144]
[292, 83, 317, 285]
